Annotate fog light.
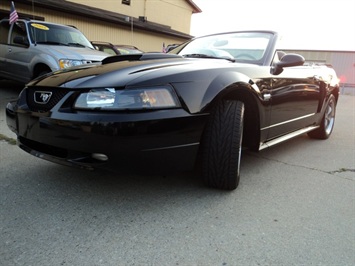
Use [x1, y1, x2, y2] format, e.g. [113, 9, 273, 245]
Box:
[92, 153, 108, 161]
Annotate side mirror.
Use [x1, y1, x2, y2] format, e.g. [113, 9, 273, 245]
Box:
[271, 53, 305, 75]
[13, 36, 30, 47]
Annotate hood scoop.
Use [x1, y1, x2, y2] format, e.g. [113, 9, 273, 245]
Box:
[102, 53, 183, 65]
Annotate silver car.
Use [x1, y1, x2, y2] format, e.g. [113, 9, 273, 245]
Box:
[0, 19, 109, 83]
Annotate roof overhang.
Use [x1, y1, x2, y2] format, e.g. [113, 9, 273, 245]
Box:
[12, 0, 195, 40]
[186, 0, 202, 13]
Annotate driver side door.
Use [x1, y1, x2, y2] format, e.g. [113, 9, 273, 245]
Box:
[268, 67, 320, 139]
[5, 21, 32, 82]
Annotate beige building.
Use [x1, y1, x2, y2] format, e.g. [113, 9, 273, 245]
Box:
[0, 0, 201, 52]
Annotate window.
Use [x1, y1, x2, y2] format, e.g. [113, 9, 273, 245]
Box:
[27, 22, 91, 47]
[122, 0, 131, 5]
[10, 21, 27, 45]
[0, 21, 11, 44]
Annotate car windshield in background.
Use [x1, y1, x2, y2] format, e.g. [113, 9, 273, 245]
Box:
[176, 32, 272, 63]
[28, 22, 94, 49]
[115, 46, 143, 55]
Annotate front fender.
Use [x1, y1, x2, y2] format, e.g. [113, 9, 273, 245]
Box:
[200, 71, 261, 111]
[172, 71, 261, 114]
[30, 53, 59, 75]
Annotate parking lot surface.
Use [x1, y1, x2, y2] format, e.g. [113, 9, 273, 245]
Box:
[1, 81, 354, 265]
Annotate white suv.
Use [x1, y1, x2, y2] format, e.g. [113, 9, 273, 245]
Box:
[0, 19, 109, 83]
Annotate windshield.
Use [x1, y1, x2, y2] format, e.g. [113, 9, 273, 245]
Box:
[114, 46, 143, 55]
[175, 32, 273, 63]
[28, 22, 94, 49]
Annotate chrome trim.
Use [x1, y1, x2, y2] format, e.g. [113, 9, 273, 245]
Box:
[34, 91, 52, 104]
[259, 125, 319, 150]
[261, 113, 315, 131]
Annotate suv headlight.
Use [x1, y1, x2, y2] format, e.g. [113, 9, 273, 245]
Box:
[59, 59, 85, 69]
[74, 86, 180, 110]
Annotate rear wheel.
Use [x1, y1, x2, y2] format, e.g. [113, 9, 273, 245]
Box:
[308, 94, 336, 139]
[201, 100, 244, 190]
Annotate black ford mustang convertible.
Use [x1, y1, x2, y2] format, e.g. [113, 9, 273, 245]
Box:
[6, 31, 339, 190]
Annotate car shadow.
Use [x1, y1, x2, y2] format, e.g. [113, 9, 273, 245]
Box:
[20, 133, 315, 201]
[0, 132, 330, 238]
[0, 80, 24, 102]
[0, 79, 25, 89]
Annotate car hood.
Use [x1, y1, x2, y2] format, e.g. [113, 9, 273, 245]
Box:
[28, 53, 245, 88]
[37, 44, 110, 61]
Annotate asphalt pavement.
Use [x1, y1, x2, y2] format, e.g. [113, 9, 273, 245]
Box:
[0, 80, 354, 266]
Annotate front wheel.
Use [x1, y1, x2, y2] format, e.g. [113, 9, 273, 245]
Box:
[201, 100, 244, 190]
[308, 94, 336, 139]
[36, 70, 51, 78]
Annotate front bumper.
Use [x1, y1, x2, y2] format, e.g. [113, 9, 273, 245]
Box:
[6, 98, 208, 173]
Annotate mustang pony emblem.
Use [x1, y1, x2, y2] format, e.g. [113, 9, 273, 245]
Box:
[34, 91, 52, 104]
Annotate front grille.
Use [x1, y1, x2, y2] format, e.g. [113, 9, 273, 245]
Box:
[27, 87, 69, 112]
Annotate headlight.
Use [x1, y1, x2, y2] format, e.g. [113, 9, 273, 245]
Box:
[74, 86, 180, 110]
[59, 59, 85, 69]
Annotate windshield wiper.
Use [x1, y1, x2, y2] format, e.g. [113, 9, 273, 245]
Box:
[36, 41, 69, 46]
[67, 42, 88, 48]
[183, 53, 235, 62]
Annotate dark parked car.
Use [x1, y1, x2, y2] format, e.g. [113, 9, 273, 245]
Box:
[6, 31, 339, 190]
[91, 41, 143, 55]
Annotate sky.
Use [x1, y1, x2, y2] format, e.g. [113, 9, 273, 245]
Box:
[190, 0, 355, 51]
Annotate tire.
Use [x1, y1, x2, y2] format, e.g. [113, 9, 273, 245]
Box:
[308, 94, 336, 139]
[33, 68, 51, 80]
[201, 100, 244, 190]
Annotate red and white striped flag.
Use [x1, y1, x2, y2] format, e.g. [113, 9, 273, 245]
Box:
[9, 1, 19, 24]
